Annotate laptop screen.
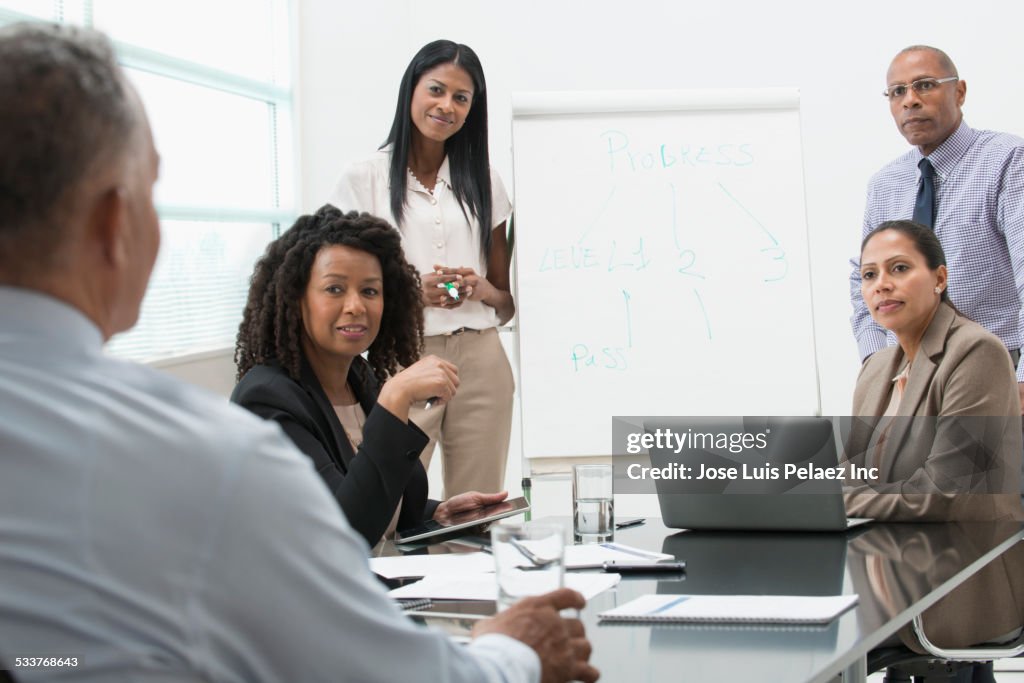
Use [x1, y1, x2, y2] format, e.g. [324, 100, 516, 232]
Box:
[639, 416, 850, 531]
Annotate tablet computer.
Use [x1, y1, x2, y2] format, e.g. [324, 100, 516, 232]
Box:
[394, 496, 530, 544]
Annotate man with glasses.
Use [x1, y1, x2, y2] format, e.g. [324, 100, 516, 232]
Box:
[851, 45, 1024, 414]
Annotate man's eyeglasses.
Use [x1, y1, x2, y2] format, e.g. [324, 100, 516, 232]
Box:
[883, 76, 959, 100]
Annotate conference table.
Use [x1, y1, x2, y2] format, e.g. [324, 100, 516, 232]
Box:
[383, 517, 1024, 683]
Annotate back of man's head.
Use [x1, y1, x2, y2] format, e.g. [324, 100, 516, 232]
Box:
[0, 22, 136, 278]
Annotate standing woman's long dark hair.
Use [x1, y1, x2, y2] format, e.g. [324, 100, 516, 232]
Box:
[382, 39, 493, 255]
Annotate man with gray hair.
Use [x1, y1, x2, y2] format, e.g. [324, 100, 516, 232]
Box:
[0, 23, 598, 683]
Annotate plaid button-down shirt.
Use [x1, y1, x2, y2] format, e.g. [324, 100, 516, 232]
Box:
[850, 121, 1024, 382]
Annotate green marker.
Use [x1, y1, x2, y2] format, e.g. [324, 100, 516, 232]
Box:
[438, 281, 459, 301]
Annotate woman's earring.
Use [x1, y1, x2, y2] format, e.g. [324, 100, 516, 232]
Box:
[934, 286, 943, 294]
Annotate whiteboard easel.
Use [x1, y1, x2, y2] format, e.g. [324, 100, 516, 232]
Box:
[511, 88, 821, 462]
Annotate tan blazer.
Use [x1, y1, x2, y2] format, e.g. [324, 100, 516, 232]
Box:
[843, 302, 1022, 522]
[842, 302, 1024, 650]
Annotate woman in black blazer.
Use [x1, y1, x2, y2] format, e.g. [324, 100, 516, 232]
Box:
[231, 206, 506, 547]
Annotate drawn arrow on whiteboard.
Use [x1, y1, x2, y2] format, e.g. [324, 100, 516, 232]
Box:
[623, 289, 633, 349]
[716, 181, 779, 247]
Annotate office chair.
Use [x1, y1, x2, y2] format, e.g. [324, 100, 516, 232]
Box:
[867, 614, 1024, 682]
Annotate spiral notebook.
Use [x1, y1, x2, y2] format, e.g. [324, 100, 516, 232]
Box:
[598, 594, 857, 624]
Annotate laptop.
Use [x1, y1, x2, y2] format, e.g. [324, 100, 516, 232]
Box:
[645, 416, 870, 532]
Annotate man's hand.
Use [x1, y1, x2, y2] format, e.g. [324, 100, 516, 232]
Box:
[472, 588, 599, 683]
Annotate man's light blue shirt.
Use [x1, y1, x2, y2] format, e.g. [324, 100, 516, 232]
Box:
[0, 286, 538, 683]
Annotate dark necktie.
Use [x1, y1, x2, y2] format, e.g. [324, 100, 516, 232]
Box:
[912, 158, 936, 228]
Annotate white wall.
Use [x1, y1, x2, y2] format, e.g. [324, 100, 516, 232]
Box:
[294, 0, 1024, 501]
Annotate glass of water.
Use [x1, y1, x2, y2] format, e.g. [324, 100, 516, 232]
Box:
[573, 464, 614, 543]
[491, 522, 564, 611]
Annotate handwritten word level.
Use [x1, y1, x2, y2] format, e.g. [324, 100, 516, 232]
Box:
[538, 238, 650, 272]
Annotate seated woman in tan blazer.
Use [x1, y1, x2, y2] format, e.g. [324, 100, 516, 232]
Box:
[844, 220, 1022, 522]
[844, 220, 1023, 670]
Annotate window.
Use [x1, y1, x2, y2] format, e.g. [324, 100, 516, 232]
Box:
[0, 0, 295, 362]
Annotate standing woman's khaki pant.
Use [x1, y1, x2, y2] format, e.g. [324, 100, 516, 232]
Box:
[409, 327, 514, 498]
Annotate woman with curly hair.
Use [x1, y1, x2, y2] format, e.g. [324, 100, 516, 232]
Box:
[232, 205, 506, 547]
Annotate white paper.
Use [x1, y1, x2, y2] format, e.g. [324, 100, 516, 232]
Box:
[599, 594, 858, 624]
[369, 552, 494, 579]
[389, 572, 621, 602]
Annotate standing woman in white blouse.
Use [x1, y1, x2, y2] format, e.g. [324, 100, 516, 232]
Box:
[332, 39, 514, 498]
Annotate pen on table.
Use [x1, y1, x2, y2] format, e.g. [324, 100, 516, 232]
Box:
[447, 539, 492, 554]
[614, 518, 646, 530]
[602, 561, 686, 574]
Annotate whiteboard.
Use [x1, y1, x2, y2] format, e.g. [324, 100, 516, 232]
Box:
[511, 89, 820, 458]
